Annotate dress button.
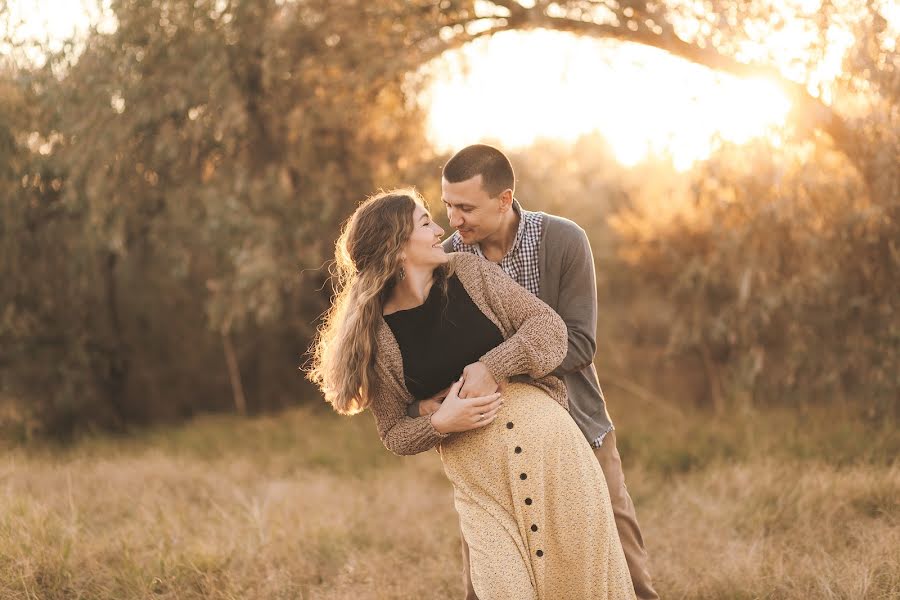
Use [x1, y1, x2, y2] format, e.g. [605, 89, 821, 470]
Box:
[520, 473, 527, 480]
[531, 524, 538, 532]
[506, 422, 514, 429]
[536, 550, 544, 557]
[514, 446, 522, 454]
[525, 497, 532, 505]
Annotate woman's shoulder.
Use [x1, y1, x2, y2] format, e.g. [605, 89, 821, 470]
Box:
[447, 250, 479, 269]
[447, 251, 490, 286]
[447, 252, 516, 307]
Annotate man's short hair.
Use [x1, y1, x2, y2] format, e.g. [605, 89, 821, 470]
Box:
[443, 144, 515, 198]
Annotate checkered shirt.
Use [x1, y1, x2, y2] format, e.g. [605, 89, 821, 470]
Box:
[451, 200, 543, 296]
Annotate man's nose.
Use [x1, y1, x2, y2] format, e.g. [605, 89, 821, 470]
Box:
[448, 210, 463, 228]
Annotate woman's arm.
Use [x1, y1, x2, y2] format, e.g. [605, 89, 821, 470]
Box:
[458, 254, 568, 382]
[369, 373, 448, 456]
[370, 374, 503, 454]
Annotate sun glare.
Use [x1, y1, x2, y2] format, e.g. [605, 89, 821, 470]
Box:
[10, 2, 886, 172]
[425, 31, 793, 171]
[1, 0, 116, 64]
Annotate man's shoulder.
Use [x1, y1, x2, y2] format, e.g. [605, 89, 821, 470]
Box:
[540, 212, 588, 244]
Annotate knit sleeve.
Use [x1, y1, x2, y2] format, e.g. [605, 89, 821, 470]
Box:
[464, 256, 568, 381]
[368, 372, 449, 456]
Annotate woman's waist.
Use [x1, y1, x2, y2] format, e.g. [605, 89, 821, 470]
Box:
[505, 376, 567, 412]
[498, 381, 567, 417]
[438, 382, 575, 457]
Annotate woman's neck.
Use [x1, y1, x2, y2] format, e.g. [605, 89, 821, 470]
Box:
[383, 267, 435, 315]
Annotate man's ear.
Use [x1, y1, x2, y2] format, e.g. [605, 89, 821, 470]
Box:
[498, 189, 514, 211]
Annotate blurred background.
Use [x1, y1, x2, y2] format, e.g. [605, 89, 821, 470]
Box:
[2, 0, 896, 437]
[0, 1, 897, 598]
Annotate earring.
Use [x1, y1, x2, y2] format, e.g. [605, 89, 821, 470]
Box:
[398, 266, 406, 280]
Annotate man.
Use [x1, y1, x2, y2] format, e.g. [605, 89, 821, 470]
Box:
[408, 144, 659, 599]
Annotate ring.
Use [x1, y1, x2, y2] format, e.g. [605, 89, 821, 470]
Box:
[478, 413, 484, 420]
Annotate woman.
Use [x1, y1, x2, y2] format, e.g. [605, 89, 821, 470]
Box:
[308, 189, 635, 599]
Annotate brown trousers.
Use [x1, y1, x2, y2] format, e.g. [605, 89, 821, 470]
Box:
[460, 429, 659, 600]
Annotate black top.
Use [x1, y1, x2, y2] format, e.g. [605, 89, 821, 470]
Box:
[383, 274, 504, 400]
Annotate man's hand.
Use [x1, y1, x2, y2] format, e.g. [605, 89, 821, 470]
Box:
[418, 386, 450, 416]
[407, 386, 450, 418]
[458, 361, 500, 398]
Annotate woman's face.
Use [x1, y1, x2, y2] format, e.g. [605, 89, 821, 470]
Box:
[403, 203, 448, 270]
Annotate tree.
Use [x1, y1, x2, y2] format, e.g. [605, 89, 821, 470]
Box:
[1, 0, 896, 434]
[0, 0, 448, 434]
[429, 1, 897, 202]
[432, 0, 898, 413]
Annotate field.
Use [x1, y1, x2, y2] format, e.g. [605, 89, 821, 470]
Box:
[2, 395, 898, 599]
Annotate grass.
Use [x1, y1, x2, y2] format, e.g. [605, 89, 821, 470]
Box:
[1, 398, 897, 599]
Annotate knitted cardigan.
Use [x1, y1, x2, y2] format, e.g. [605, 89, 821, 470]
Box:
[369, 251, 568, 456]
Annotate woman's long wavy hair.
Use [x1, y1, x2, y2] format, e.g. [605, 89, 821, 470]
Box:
[306, 188, 449, 414]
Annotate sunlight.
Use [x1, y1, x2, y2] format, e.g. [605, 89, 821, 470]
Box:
[425, 31, 792, 171]
[1, 0, 115, 65]
[8, 2, 885, 171]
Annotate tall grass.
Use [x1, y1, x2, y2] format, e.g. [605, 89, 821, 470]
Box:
[1, 400, 897, 599]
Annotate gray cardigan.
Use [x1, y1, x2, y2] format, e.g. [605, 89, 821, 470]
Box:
[441, 212, 613, 446]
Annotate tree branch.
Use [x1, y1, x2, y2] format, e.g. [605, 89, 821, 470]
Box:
[495, 10, 859, 183]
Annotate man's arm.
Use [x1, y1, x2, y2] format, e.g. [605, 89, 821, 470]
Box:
[551, 224, 598, 377]
[406, 386, 450, 418]
[471, 254, 568, 383]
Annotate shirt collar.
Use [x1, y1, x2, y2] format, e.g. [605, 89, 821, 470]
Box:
[507, 199, 528, 256]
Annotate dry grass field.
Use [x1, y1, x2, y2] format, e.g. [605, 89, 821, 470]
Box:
[2, 396, 897, 600]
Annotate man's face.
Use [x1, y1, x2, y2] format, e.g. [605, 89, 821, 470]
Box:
[441, 174, 505, 245]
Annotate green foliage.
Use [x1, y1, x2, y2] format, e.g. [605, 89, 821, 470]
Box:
[0, 0, 897, 437]
[612, 139, 897, 413]
[0, 0, 446, 435]
[607, 11, 900, 414]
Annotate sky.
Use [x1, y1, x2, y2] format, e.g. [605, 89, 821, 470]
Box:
[423, 31, 792, 171]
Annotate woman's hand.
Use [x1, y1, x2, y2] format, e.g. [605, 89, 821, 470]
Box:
[430, 376, 503, 434]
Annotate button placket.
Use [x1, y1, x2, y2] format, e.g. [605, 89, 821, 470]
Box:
[508, 419, 542, 558]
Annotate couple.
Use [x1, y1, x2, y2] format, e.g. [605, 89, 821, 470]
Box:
[309, 145, 658, 599]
